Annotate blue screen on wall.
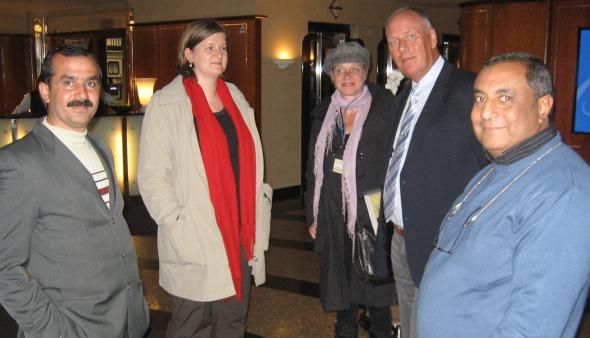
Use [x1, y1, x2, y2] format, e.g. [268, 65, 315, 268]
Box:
[574, 28, 590, 134]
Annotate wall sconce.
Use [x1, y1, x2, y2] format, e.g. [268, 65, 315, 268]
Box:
[272, 50, 295, 70]
[33, 21, 43, 35]
[272, 58, 295, 70]
[134, 78, 157, 110]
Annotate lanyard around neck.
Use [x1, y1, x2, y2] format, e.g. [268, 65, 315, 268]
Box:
[446, 142, 561, 227]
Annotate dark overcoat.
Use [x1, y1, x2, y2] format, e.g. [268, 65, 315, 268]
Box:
[304, 84, 397, 311]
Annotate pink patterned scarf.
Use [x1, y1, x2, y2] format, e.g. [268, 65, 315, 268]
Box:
[312, 85, 372, 238]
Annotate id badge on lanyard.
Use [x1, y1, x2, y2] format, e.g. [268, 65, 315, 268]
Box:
[333, 108, 346, 175]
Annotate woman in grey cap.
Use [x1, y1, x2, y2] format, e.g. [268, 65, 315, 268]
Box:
[304, 41, 397, 338]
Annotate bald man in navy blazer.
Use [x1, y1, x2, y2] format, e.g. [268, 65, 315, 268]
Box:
[382, 8, 488, 338]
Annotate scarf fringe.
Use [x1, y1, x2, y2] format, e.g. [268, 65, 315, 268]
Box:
[312, 86, 372, 250]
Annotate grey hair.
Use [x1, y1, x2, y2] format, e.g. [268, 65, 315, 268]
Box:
[484, 52, 554, 100]
[385, 7, 433, 29]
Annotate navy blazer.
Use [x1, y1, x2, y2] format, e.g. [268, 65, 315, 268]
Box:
[387, 61, 489, 285]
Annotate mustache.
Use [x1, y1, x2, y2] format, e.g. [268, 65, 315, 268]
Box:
[66, 99, 93, 108]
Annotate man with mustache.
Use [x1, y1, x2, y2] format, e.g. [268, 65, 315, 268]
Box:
[67, 99, 94, 107]
[0, 45, 149, 338]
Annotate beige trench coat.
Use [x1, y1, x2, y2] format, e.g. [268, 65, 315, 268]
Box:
[137, 75, 271, 302]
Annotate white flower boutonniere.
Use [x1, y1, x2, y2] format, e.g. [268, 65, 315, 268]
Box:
[385, 69, 404, 95]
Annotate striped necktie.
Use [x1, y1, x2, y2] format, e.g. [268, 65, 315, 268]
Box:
[383, 87, 421, 223]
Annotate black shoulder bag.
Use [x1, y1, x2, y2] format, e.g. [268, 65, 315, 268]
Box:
[353, 221, 394, 285]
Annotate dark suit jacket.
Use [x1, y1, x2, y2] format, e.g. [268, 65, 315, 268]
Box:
[0, 122, 149, 338]
[388, 61, 488, 285]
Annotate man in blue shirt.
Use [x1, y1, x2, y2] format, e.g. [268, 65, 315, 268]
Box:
[416, 52, 590, 338]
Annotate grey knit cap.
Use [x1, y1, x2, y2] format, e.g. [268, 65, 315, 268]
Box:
[323, 41, 370, 74]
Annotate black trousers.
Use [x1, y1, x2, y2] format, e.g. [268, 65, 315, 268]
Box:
[166, 248, 252, 338]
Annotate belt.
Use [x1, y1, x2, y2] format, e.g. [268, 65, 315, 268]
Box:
[387, 221, 406, 237]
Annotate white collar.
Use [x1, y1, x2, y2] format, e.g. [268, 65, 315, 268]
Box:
[42, 117, 88, 147]
[411, 55, 444, 93]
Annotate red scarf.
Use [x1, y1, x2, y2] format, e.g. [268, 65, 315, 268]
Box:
[183, 77, 256, 301]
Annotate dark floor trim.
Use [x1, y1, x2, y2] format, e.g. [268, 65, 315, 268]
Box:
[262, 274, 319, 298]
[272, 214, 306, 222]
[270, 238, 314, 251]
[273, 185, 302, 200]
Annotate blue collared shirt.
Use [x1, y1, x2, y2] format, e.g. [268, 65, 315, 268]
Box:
[416, 134, 590, 338]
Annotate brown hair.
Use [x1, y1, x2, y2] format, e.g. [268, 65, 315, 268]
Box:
[177, 20, 225, 77]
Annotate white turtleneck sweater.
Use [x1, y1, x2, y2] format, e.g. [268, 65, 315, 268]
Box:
[42, 118, 110, 209]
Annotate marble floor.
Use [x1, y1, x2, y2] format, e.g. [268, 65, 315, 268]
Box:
[1, 196, 589, 337]
[125, 196, 590, 338]
[136, 197, 398, 338]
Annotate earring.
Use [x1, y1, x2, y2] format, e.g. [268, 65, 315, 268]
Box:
[189, 62, 194, 69]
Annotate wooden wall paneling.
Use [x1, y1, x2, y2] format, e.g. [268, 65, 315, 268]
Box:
[492, 1, 549, 62]
[131, 25, 183, 107]
[132, 27, 158, 79]
[0, 35, 35, 116]
[251, 18, 261, 131]
[221, 18, 261, 131]
[250, 18, 261, 131]
[0, 40, 4, 115]
[131, 27, 158, 108]
[0, 37, 5, 115]
[0, 37, 7, 115]
[548, 0, 590, 163]
[223, 22, 249, 97]
[459, 4, 494, 72]
[156, 25, 185, 90]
